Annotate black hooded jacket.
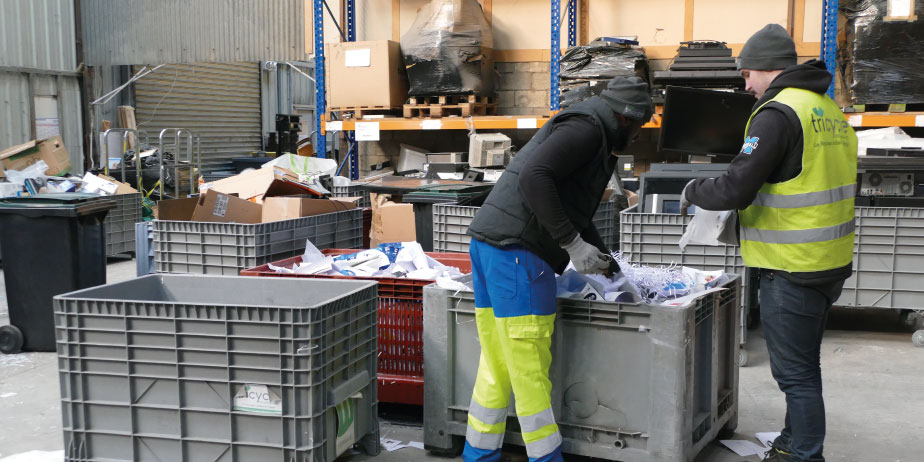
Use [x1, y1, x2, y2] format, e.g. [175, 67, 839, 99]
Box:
[467, 96, 628, 273]
[685, 60, 853, 286]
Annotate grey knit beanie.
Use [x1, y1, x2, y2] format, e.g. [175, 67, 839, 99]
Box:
[599, 76, 654, 122]
[737, 24, 798, 70]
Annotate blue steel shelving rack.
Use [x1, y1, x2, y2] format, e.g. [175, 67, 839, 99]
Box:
[312, 0, 580, 180]
[820, 0, 838, 98]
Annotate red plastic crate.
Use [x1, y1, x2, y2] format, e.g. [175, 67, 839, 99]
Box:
[241, 248, 471, 405]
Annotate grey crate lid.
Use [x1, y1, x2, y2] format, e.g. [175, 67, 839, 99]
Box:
[55, 274, 378, 309]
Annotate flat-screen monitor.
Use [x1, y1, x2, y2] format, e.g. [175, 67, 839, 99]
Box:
[658, 86, 757, 157]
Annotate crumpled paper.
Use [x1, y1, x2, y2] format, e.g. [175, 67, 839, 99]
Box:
[274, 240, 464, 280]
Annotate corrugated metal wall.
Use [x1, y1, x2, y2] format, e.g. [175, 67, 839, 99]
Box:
[0, 0, 84, 173]
[134, 62, 263, 172]
[0, 0, 77, 71]
[80, 0, 308, 65]
[261, 61, 316, 141]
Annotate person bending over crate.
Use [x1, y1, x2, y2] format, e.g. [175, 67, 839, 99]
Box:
[462, 76, 653, 462]
[680, 24, 858, 462]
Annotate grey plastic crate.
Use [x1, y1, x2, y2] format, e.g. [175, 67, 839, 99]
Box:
[332, 184, 371, 208]
[432, 204, 479, 253]
[423, 275, 741, 461]
[592, 200, 617, 251]
[154, 208, 362, 275]
[135, 221, 154, 276]
[54, 274, 380, 462]
[100, 193, 142, 256]
[836, 207, 924, 310]
[619, 205, 750, 359]
[433, 203, 619, 253]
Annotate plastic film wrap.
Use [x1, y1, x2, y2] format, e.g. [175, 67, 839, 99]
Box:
[400, 0, 495, 96]
[559, 42, 649, 108]
[842, 0, 924, 104]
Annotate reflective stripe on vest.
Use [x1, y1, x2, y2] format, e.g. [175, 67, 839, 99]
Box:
[740, 219, 855, 244]
[752, 184, 855, 209]
[738, 88, 857, 272]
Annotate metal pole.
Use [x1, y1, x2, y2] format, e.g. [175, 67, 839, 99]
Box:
[551, 0, 562, 111]
[346, 0, 356, 42]
[314, 0, 327, 158]
[567, 0, 577, 48]
[821, 0, 838, 98]
[346, 0, 359, 179]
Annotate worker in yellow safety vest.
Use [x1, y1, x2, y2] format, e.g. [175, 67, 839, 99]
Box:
[680, 24, 857, 462]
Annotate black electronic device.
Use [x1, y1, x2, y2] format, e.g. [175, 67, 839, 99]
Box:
[464, 170, 485, 182]
[866, 147, 924, 157]
[659, 86, 756, 158]
[275, 114, 301, 155]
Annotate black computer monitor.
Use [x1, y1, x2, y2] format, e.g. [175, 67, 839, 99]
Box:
[658, 86, 757, 157]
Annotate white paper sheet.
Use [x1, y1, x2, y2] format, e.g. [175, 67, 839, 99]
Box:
[355, 122, 380, 141]
[755, 432, 781, 449]
[0, 450, 64, 462]
[719, 440, 768, 457]
[890, 0, 912, 17]
[517, 118, 538, 129]
[345, 48, 371, 67]
[421, 119, 442, 130]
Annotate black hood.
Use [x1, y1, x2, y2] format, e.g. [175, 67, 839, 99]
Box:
[754, 59, 832, 110]
[560, 96, 626, 151]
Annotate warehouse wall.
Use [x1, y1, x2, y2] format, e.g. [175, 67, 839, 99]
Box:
[0, 0, 84, 173]
[335, 0, 824, 59]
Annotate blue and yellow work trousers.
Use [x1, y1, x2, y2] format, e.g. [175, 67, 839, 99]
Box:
[462, 239, 563, 462]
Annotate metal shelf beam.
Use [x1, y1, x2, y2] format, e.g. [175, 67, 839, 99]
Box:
[821, 0, 838, 98]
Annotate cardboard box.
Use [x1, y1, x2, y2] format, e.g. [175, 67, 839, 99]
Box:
[369, 193, 416, 247]
[156, 197, 200, 221]
[0, 135, 71, 176]
[98, 174, 139, 195]
[326, 40, 409, 108]
[191, 190, 262, 224]
[262, 197, 356, 222]
[203, 168, 278, 203]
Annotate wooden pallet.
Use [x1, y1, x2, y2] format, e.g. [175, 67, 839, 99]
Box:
[327, 106, 402, 119]
[403, 102, 498, 118]
[848, 103, 924, 113]
[407, 94, 496, 106]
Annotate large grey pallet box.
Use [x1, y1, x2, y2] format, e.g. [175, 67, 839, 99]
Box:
[423, 275, 741, 461]
[53, 275, 380, 462]
[153, 208, 362, 275]
[619, 205, 752, 364]
[433, 201, 619, 253]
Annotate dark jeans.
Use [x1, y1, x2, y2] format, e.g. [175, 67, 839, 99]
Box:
[759, 270, 845, 462]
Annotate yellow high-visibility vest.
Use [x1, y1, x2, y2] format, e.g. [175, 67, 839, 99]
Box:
[738, 88, 857, 272]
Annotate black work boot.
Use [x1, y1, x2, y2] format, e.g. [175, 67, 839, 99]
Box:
[763, 445, 793, 461]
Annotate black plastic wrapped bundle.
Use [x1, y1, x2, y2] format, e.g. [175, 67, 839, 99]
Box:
[560, 43, 649, 81]
[559, 42, 649, 108]
[842, 0, 924, 104]
[400, 0, 494, 96]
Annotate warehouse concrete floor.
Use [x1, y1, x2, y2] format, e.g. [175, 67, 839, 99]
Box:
[1, 260, 921, 462]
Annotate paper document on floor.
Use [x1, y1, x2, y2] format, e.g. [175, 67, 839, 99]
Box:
[719, 439, 769, 457]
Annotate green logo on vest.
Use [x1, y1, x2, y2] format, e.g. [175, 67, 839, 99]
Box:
[810, 106, 849, 136]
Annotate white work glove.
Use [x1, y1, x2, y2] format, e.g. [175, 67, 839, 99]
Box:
[680, 179, 695, 217]
[562, 235, 611, 275]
